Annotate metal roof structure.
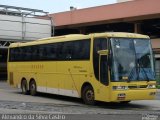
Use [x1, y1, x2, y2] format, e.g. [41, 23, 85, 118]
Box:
[0, 4, 54, 49]
[0, 4, 48, 17]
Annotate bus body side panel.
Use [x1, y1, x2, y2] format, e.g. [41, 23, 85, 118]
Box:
[55, 61, 91, 98]
[8, 62, 20, 88]
[36, 62, 57, 94]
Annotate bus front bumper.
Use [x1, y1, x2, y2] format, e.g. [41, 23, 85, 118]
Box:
[110, 89, 157, 102]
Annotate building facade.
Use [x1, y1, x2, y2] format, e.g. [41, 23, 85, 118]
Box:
[49, 0, 160, 80]
[117, 0, 133, 2]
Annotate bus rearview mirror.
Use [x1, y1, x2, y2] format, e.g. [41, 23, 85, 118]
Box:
[97, 50, 109, 55]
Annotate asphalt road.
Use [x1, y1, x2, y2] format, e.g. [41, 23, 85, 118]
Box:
[0, 81, 160, 120]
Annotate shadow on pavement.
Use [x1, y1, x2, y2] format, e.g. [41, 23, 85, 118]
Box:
[0, 81, 152, 110]
[14, 91, 149, 110]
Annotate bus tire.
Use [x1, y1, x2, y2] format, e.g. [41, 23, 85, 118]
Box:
[29, 80, 37, 96]
[21, 79, 28, 95]
[82, 85, 95, 105]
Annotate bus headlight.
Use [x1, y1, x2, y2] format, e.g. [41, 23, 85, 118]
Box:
[147, 85, 156, 89]
[113, 86, 128, 90]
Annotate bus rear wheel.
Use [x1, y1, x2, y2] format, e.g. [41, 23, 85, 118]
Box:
[82, 86, 95, 105]
[29, 80, 37, 96]
[21, 79, 28, 95]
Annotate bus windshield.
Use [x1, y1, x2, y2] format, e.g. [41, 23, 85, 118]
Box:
[110, 38, 155, 82]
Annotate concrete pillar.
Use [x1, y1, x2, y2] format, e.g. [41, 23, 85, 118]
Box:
[134, 23, 141, 33]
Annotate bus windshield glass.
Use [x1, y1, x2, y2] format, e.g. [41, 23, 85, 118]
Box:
[110, 38, 155, 82]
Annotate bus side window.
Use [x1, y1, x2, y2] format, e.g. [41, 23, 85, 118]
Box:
[9, 49, 15, 61]
[72, 41, 80, 60]
[45, 44, 55, 60]
[65, 42, 72, 60]
[72, 40, 90, 60]
[26, 47, 32, 61]
[50, 44, 57, 60]
[39, 45, 44, 60]
[31, 46, 37, 61]
[80, 40, 90, 60]
[57, 42, 64, 60]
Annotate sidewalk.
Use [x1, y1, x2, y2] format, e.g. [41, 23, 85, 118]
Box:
[157, 89, 160, 93]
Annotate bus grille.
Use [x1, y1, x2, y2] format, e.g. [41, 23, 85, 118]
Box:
[128, 85, 148, 89]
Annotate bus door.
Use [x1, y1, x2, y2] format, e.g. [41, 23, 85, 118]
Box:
[98, 50, 110, 101]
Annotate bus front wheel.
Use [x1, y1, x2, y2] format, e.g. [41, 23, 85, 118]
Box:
[82, 86, 95, 105]
[29, 80, 37, 96]
[21, 79, 28, 95]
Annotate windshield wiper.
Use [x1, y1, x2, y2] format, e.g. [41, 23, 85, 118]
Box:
[128, 66, 138, 82]
[137, 59, 149, 82]
[128, 68, 134, 82]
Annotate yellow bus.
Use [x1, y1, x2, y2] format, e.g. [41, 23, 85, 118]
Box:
[8, 32, 157, 105]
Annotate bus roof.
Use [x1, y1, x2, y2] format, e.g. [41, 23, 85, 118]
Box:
[93, 32, 149, 39]
[9, 32, 149, 48]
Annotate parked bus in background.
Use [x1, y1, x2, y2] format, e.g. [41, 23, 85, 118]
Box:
[7, 32, 157, 105]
